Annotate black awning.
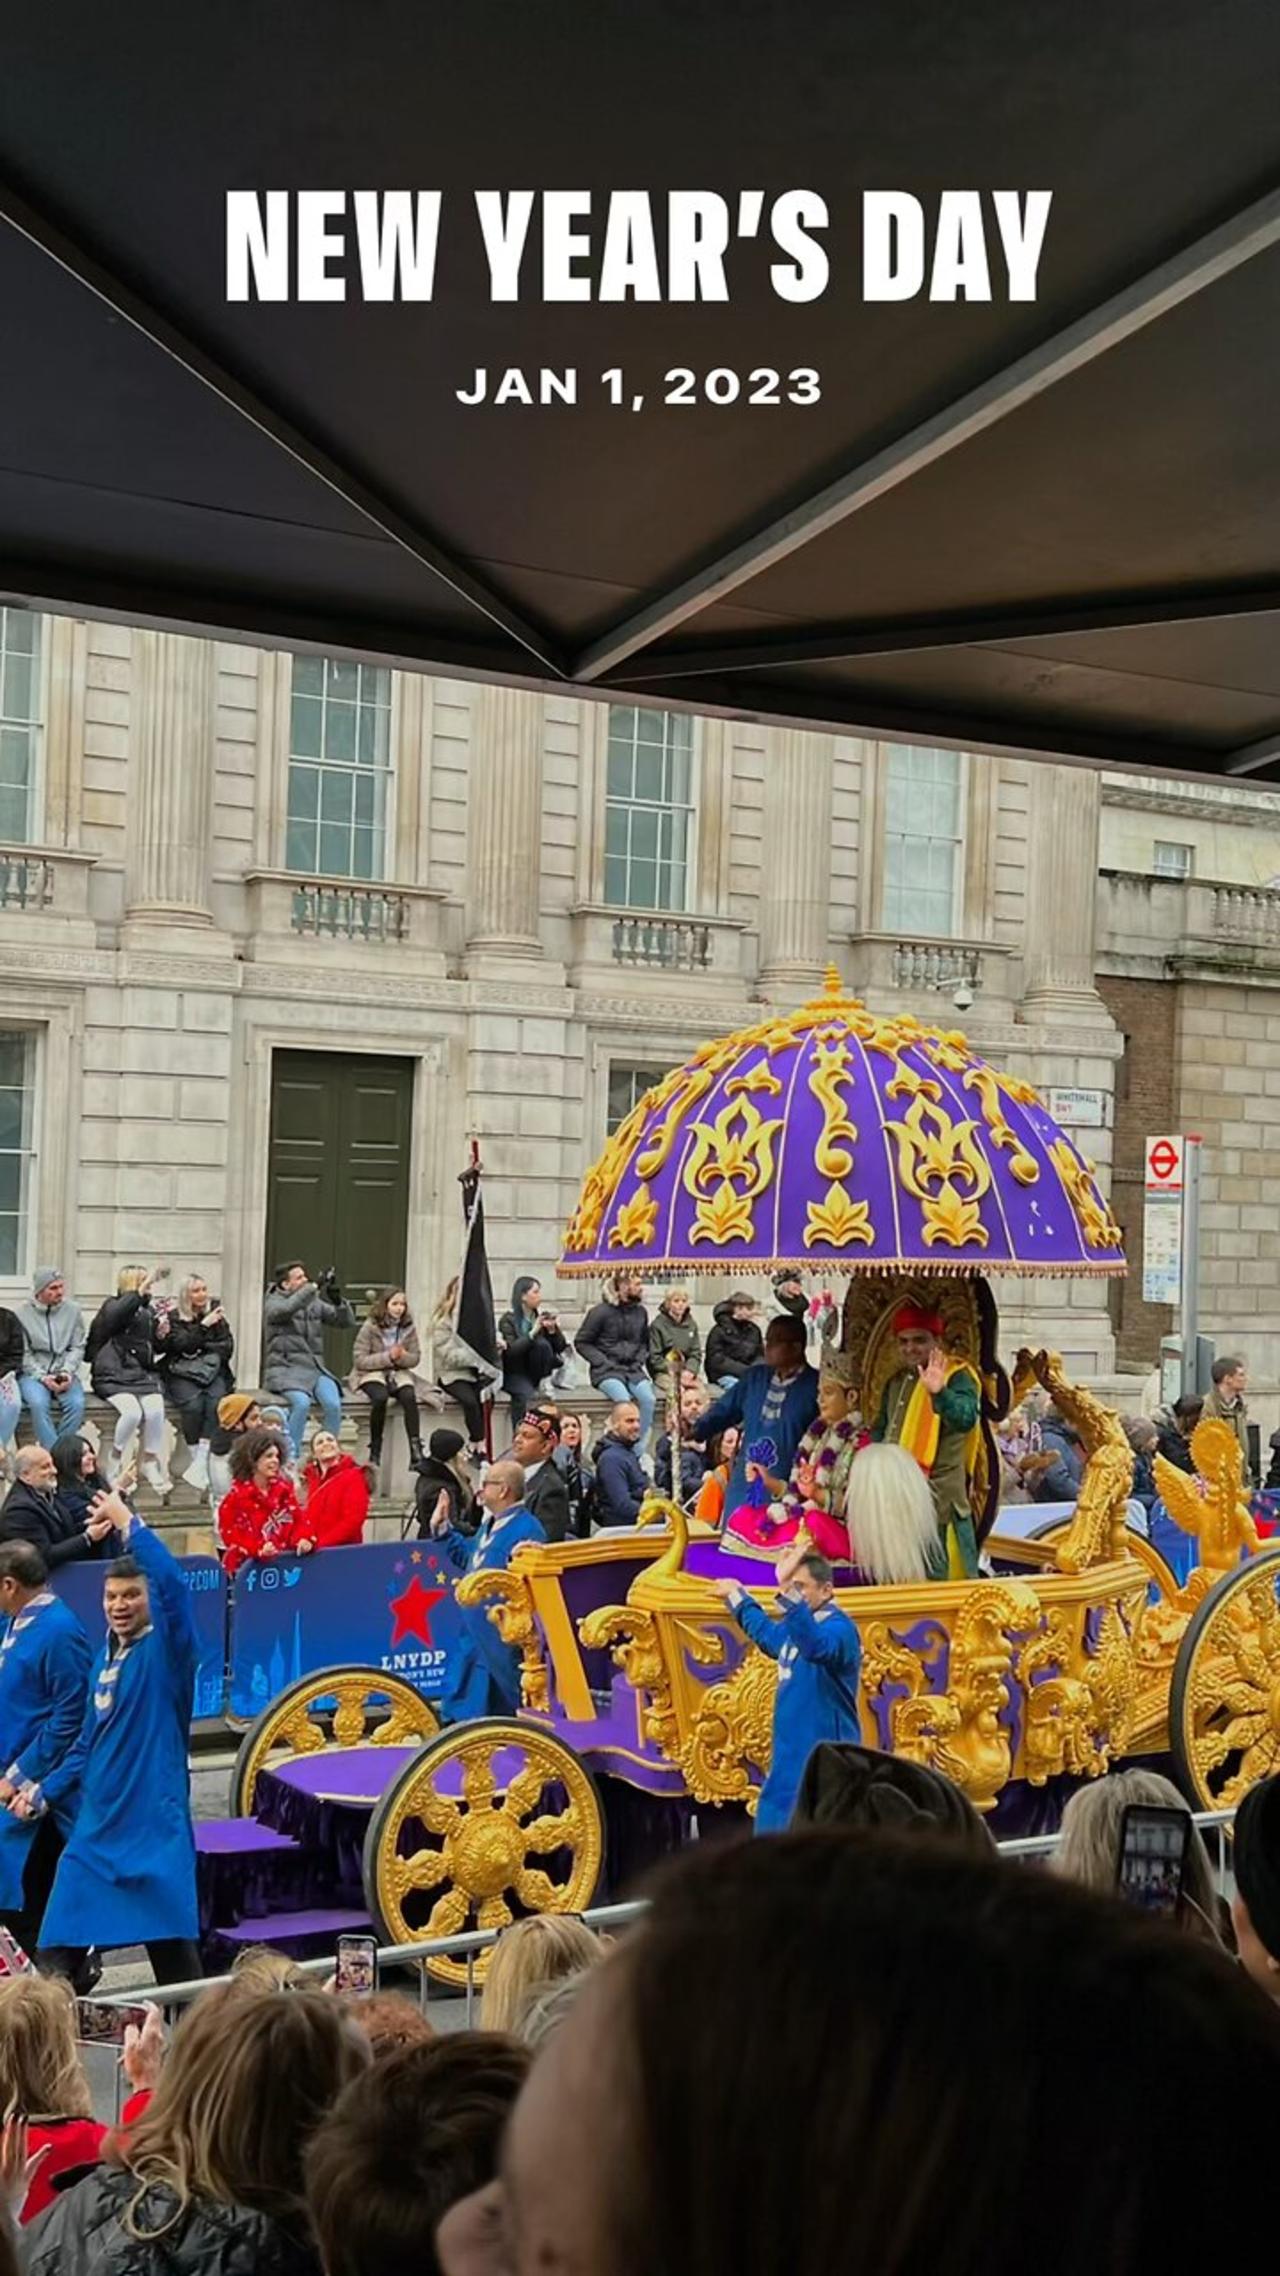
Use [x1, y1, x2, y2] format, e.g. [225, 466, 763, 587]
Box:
[4, 0, 1280, 779]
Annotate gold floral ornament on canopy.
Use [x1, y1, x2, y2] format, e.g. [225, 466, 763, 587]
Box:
[561, 970, 1126, 1280]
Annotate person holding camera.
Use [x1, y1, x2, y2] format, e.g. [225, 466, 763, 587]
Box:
[261, 1260, 355, 1462]
[497, 1277, 566, 1430]
[86, 1268, 173, 1499]
[158, 1276, 235, 1497]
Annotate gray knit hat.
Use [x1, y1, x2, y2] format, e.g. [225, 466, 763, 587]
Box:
[32, 1266, 63, 1298]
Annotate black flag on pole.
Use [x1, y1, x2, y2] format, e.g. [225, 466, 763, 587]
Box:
[456, 1147, 501, 1375]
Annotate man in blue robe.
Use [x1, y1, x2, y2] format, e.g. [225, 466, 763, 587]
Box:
[0, 1540, 91, 1956]
[714, 1540, 862, 1832]
[38, 1491, 202, 1986]
[691, 1315, 820, 1517]
[428, 1457, 545, 1721]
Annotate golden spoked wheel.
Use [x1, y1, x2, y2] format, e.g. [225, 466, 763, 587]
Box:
[362, 1717, 606, 1985]
[1169, 1548, 1280, 1810]
[229, 1665, 439, 1816]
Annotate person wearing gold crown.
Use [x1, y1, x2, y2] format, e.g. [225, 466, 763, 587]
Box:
[869, 1303, 981, 1578]
[722, 1347, 863, 1565]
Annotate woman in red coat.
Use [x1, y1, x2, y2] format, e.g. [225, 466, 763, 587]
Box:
[301, 1430, 372, 1547]
[216, 1428, 317, 1576]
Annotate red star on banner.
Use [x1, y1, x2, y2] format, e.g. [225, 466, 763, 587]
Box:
[388, 1573, 447, 1647]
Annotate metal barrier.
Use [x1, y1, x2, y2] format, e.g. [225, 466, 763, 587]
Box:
[89, 1807, 1238, 2024]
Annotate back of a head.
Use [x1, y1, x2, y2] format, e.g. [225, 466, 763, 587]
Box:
[122, 1982, 368, 2224]
[791, 1743, 994, 1853]
[0, 1972, 90, 2121]
[342, 1990, 436, 2059]
[1054, 1768, 1220, 1937]
[307, 2032, 529, 2276]
[0, 1539, 48, 1591]
[1233, 1771, 1280, 1984]
[480, 1913, 603, 2034]
[599, 1833, 1280, 2276]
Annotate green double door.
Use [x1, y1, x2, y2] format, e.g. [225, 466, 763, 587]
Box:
[265, 1051, 416, 1377]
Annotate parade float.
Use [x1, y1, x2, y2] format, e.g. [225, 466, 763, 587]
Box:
[217, 975, 1279, 1978]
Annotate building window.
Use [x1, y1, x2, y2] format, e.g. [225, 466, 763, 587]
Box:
[603, 707, 695, 911]
[285, 657, 392, 879]
[0, 610, 41, 846]
[882, 744, 964, 936]
[0, 1030, 37, 1280]
[1152, 840, 1193, 880]
[606, 1061, 670, 1134]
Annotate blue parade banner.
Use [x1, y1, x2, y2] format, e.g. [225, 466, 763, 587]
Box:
[52, 1555, 228, 1722]
[227, 1541, 458, 1720]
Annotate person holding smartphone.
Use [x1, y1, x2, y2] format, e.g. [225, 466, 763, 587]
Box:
[86, 1268, 172, 1499]
[159, 1276, 235, 1498]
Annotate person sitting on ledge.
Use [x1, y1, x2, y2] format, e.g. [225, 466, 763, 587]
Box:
[713, 1541, 860, 1832]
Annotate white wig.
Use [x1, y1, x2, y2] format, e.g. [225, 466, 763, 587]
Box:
[845, 1442, 940, 1585]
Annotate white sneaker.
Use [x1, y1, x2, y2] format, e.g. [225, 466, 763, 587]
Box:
[142, 1457, 172, 1499]
[184, 1449, 210, 1492]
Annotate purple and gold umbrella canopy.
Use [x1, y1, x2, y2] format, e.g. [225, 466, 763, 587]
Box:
[561, 972, 1125, 1280]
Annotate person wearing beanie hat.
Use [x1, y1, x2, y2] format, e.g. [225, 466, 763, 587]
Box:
[1232, 1773, 1280, 1999]
[206, 1394, 266, 1526]
[16, 1271, 87, 1451]
[414, 1428, 478, 1537]
[790, 1741, 996, 1849]
[771, 1270, 808, 1323]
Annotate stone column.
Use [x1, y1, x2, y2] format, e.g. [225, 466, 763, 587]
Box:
[1021, 763, 1107, 1019]
[757, 727, 834, 994]
[124, 631, 217, 926]
[465, 683, 544, 962]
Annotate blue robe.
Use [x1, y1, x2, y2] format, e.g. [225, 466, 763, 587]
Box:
[734, 1591, 862, 1833]
[0, 1593, 91, 1910]
[435, 1506, 545, 1723]
[41, 1521, 199, 1948]
[696, 1364, 821, 1514]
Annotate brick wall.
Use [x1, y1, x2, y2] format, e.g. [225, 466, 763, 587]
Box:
[1096, 975, 1177, 1368]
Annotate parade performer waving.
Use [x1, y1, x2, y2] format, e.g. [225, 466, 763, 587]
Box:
[871, 1304, 982, 1577]
[714, 1540, 861, 1831]
[429, 1457, 545, 1721]
[0, 1542, 91, 1957]
[37, 1491, 203, 1987]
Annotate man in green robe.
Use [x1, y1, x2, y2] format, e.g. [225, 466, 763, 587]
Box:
[869, 1304, 980, 1578]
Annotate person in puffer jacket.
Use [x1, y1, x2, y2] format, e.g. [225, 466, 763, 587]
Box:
[23, 1977, 369, 2276]
[593, 1402, 650, 1526]
[574, 1274, 655, 1455]
[705, 1292, 764, 1388]
[86, 1268, 172, 1497]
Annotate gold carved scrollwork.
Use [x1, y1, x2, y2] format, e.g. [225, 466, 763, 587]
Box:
[578, 1604, 682, 1761]
[1016, 1349, 1134, 1572]
[456, 1567, 552, 1715]
[1019, 1600, 1138, 1785]
[862, 1584, 1039, 1810]
[679, 1645, 779, 1812]
[683, 1093, 785, 1248]
[884, 1089, 993, 1250]
[1046, 1138, 1123, 1251]
[804, 1035, 873, 1250]
[1153, 1418, 1262, 1583]
[371, 1721, 605, 1984]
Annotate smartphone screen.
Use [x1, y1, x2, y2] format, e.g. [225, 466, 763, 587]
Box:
[0, 1928, 32, 1976]
[1115, 1804, 1191, 1921]
[77, 1999, 150, 2046]
[335, 1933, 378, 1997]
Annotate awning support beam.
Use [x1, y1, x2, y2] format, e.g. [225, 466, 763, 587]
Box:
[0, 173, 567, 675]
[572, 180, 1280, 682]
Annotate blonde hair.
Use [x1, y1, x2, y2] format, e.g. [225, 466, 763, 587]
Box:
[117, 1265, 149, 1295]
[1054, 1769, 1220, 1941]
[118, 1982, 367, 2242]
[479, 1915, 604, 2035]
[432, 1276, 460, 1325]
[177, 1275, 210, 1322]
[228, 1945, 309, 1992]
[845, 1443, 941, 1584]
[0, 1973, 92, 2120]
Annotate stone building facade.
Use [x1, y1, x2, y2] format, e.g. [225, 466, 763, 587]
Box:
[1, 604, 1278, 1393]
